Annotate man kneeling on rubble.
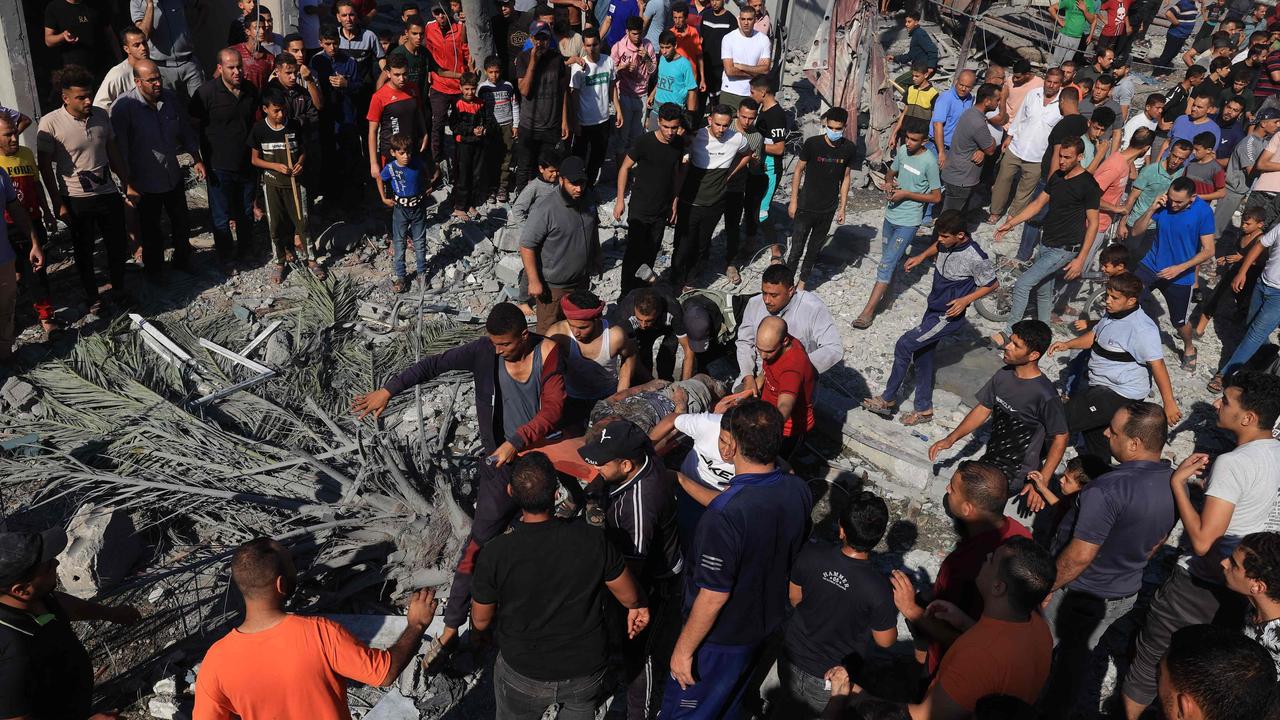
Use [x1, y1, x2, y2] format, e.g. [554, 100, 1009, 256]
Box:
[194, 539, 438, 719]
[352, 302, 566, 650]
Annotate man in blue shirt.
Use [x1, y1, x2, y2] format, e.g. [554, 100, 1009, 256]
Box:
[663, 399, 812, 719]
[931, 70, 976, 170]
[1129, 176, 1216, 372]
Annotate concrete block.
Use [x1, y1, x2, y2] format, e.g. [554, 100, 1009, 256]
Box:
[147, 695, 192, 720]
[57, 502, 143, 598]
[494, 255, 524, 286]
[494, 227, 520, 253]
[1, 378, 36, 410]
[366, 688, 418, 720]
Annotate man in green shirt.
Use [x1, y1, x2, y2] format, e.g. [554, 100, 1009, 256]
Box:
[1118, 139, 1191, 249]
[379, 15, 429, 97]
[1049, 0, 1099, 66]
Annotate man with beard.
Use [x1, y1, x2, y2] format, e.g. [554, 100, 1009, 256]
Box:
[547, 290, 638, 430]
[520, 156, 601, 333]
[928, 320, 1068, 502]
[889, 460, 1029, 674]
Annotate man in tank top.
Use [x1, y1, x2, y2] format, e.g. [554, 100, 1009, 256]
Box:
[547, 290, 639, 431]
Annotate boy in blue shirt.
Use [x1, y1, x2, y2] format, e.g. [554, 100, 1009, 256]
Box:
[862, 209, 998, 425]
[375, 133, 430, 293]
[649, 31, 697, 123]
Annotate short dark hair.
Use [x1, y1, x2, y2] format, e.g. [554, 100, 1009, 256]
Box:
[1243, 205, 1267, 224]
[955, 460, 1009, 515]
[1239, 532, 1280, 602]
[1128, 127, 1155, 151]
[386, 52, 409, 70]
[582, 26, 601, 41]
[934, 208, 967, 236]
[1059, 135, 1085, 155]
[1111, 54, 1130, 69]
[509, 452, 559, 513]
[625, 14, 644, 31]
[1226, 371, 1280, 429]
[659, 29, 676, 45]
[230, 538, 288, 599]
[1107, 271, 1144, 299]
[749, 74, 776, 92]
[1099, 243, 1131, 269]
[633, 288, 667, 317]
[54, 65, 95, 93]
[823, 107, 849, 124]
[1090, 106, 1116, 130]
[1168, 176, 1197, 196]
[997, 537, 1056, 613]
[404, 14, 424, 30]
[739, 97, 760, 112]
[761, 263, 796, 288]
[1011, 320, 1051, 358]
[537, 146, 562, 169]
[1211, 56, 1234, 73]
[727, 399, 784, 464]
[260, 87, 287, 108]
[1095, 73, 1114, 87]
[709, 103, 734, 120]
[566, 289, 603, 314]
[1190, 86, 1219, 102]
[121, 26, 146, 44]
[671, 0, 689, 11]
[1120, 400, 1168, 452]
[485, 302, 528, 337]
[388, 132, 413, 153]
[1193, 131, 1218, 149]
[275, 52, 298, 68]
[911, 60, 932, 73]
[320, 23, 339, 41]
[976, 82, 1001, 103]
[1145, 92, 1166, 107]
[1170, 138, 1194, 156]
[1164, 624, 1278, 720]
[658, 102, 685, 121]
[905, 9, 920, 20]
[460, 71, 479, 87]
[838, 491, 889, 552]
[284, 32, 303, 45]
[484, 53, 502, 69]
[1186, 65, 1208, 80]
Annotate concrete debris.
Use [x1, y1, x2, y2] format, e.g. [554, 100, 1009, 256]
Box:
[57, 503, 143, 598]
[147, 693, 193, 720]
[0, 377, 36, 411]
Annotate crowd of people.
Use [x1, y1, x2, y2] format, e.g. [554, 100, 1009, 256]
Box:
[3, 0, 1280, 718]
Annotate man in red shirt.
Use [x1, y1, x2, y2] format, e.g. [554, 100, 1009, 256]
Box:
[889, 460, 1030, 673]
[716, 315, 816, 459]
[233, 15, 277, 90]
[366, 53, 427, 179]
[1096, 0, 1132, 55]
[424, 0, 472, 166]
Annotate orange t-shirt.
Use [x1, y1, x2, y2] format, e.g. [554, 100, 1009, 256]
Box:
[194, 615, 392, 720]
[934, 614, 1052, 711]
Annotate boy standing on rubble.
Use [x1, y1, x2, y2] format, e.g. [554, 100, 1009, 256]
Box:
[375, 133, 430, 294]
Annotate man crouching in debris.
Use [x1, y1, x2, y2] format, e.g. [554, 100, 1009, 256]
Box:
[351, 301, 565, 651]
[0, 527, 141, 720]
[194, 538, 438, 718]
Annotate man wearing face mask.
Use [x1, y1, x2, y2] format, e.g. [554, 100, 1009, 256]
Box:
[785, 108, 856, 291]
[888, 460, 1028, 675]
[194, 538, 439, 719]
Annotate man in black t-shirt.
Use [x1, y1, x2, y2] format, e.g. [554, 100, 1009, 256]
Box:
[698, 0, 736, 106]
[614, 103, 688, 294]
[750, 73, 787, 249]
[43, 0, 118, 73]
[993, 136, 1101, 348]
[928, 320, 1069, 499]
[579, 421, 683, 720]
[491, 0, 530, 77]
[472, 452, 649, 720]
[612, 285, 697, 381]
[786, 108, 855, 289]
[514, 20, 569, 190]
[0, 527, 141, 720]
[779, 490, 896, 717]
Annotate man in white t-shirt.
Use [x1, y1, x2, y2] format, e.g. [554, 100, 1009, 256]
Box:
[1121, 93, 1164, 170]
[95, 27, 152, 111]
[670, 105, 752, 289]
[718, 6, 771, 110]
[1121, 371, 1280, 720]
[570, 30, 617, 187]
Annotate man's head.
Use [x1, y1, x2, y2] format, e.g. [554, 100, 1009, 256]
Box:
[909, 62, 932, 88]
[902, 128, 926, 154]
[1058, 86, 1079, 115]
[934, 208, 968, 248]
[975, 82, 1001, 112]
[944, 460, 1009, 524]
[1254, 107, 1280, 137]
[335, 0, 358, 30]
[671, 0, 689, 28]
[1188, 92, 1215, 121]
[230, 537, 297, 603]
[261, 88, 287, 124]
[218, 48, 244, 88]
[1158, 624, 1278, 720]
[760, 264, 797, 314]
[56, 66, 95, 117]
[1003, 319, 1051, 367]
[1089, 107, 1116, 141]
[1105, 401, 1168, 462]
[658, 29, 677, 59]
[655, 102, 684, 142]
[1104, 271, 1143, 314]
[579, 419, 651, 483]
[838, 490, 889, 552]
[276, 52, 300, 88]
[755, 316, 790, 364]
[736, 98, 759, 132]
[1217, 372, 1280, 437]
[625, 15, 644, 44]
[122, 26, 149, 62]
[536, 147, 561, 183]
[133, 59, 164, 103]
[1043, 68, 1063, 99]
[402, 15, 424, 50]
[975, 537, 1056, 615]
[1143, 92, 1166, 121]
[1011, 58, 1033, 85]
[1091, 74, 1114, 103]
[401, 2, 419, 21]
[737, 6, 756, 34]
[1056, 135, 1085, 174]
[720, 399, 784, 467]
[529, 19, 552, 49]
[953, 69, 975, 98]
[1060, 60, 1077, 84]
[561, 290, 605, 342]
[284, 33, 305, 64]
[509, 452, 558, 514]
[485, 302, 531, 361]
[904, 10, 920, 31]
[1111, 54, 1130, 80]
[1221, 97, 1245, 125]
[0, 115, 18, 156]
[385, 52, 410, 89]
[0, 528, 66, 604]
[709, 0, 725, 12]
[1210, 55, 1233, 81]
[822, 107, 848, 142]
[1166, 139, 1193, 173]
[558, 155, 588, 200]
[320, 24, 340, 54]
[632, 289, 669, 330]
[749, 73, 775, 103]
[707, 105, 733, 140]
[1094, 47, 1115, 70]
[1223, 532, 1280, 606]
[1192, 131, 1218, 161]
[1240, 205, 1267, 236]
[1127, 127, 1155, 156]
[252, 9, 274, 43]
[1167, 176, 1197, 212]
[1099, 243, 1132, 275]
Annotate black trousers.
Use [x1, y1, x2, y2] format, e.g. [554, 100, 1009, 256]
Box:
[672, 200, 723, 289]
[1065, 384, 1133, 478]
[617, 577, 683, 720]
[573, 120, 611, 187]
[65, 193, 129, 302]
[451, 141, 486, 210]
[514, 127, 562, 191]
[137, 186, 192, 272]
[635, 328, 679, 381]
[788, 209, 836, 285]
[723, 174, 769, 267]
[443, 460, 517, 628]
[621, 216, 667, 294]
[429, 89, 458, 167]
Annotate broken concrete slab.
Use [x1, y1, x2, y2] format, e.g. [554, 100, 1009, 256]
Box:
[1, 377, 36, 411]
[365, 688, 418, 720]
[57, 502, 143, 598]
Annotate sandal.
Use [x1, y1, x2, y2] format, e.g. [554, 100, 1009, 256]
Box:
[861, 397, 897, 419]
[726, 266, 742, 285]
[308, 261, 328, 280]
[851, 315, 874, 330]
[900, 410, 934, 426]
[1181, 351, 1197, 373]
[270, 264, 285, 285]
[1207, 374, 1224, 393]
[392, 278, 406, 294]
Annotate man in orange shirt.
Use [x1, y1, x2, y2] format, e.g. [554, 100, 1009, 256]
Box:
[194, 538, 438, 720]
[669, 2, 705, 87]
[825, 536, 1055, 719]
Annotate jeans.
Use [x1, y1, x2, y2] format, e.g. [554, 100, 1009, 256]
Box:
[391, 203, 428, 279]
[137, 186, 192, 272]
[882, 311, 966, 412]
[775, 659, 830, 719]
[1220, 282, 1280, 378]
[876, 219, 919, 283]
[618, 94, 647, 152]
[787, 209, 836, 285]
[65, 193, 130, 302]
[493, 653, 607, 720]
[207, 169, 255, 259]
[573, 120, 611, 187]
[486, 123, 516, 196]
[1004, 245, 1076, 336]
[672, 201, 724, 289]
[1040, 588, 1139, 720]
[8, 223, 52, 321]
[157, 59, 205, 100]
[621, 216, 668, 294]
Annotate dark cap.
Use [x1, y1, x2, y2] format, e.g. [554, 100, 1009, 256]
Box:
[529, 19, 552, 37]
[1012, 58, 1032, 74]
[684, 302, 713, 353]
[578, 420, 650, 465]
[1253, 107, 1280, 124]
[558, 155, 588, 184]
[0, 528, 66, 587]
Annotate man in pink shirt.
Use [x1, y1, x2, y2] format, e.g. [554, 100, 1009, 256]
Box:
[611, 16, 656, 155]
[1097, 127, 1153, 235]
[1002, 59, 1044, 131]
